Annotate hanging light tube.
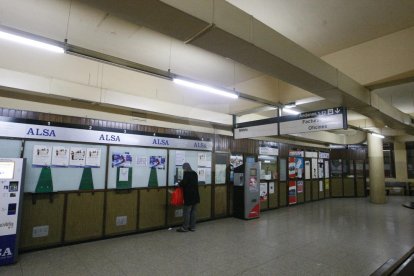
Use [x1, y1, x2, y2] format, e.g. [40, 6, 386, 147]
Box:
[173, 78, 238, 99]
[282, 108, 300, 115]
[0, 30, 64, 53]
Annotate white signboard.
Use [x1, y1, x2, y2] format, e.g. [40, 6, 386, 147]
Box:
[234, 123, 278, 139]
[305, 151, 318, 158]
[0, 121, 213, 151]
[319, 152, 330, 159]
[280, 107, 346, 135]
[259, 146, 279, 156]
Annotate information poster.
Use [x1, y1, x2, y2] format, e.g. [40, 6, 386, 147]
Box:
[51, 146, 69, 167]
[198, 152, 211, 167]
[324, 161, 330, 179]
[288, 157, 296, 179]
[175, 151, 186, 166]
[150, 156, 165, 170]
[311, 158, 318, 179]
[198, 167, 206, 181]
[318, 159, 324, 178]
[319, 180, 324, 192]
[215, 164, 226, 184]
[112, 152, 132, 167]
[288, 181, 297, 204]
[69, 147, 86, 167]
[305, 160, 311, 180]
[260, 182, 268, 202]
[297, 180, 304, 193]
[85, 148, 101, 167]
[136, 156, 147, 167]
[269, 182, 275, 194]
[119, 167, 129, 181]
[32, 145, 52, 167]
[295, 158, 304, 178]
[248, 176, 258, 192]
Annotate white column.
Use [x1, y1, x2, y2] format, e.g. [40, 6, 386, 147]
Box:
[367, 133, 386, 204]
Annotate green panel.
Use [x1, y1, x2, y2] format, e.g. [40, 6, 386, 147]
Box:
[35, 167, 53, 193]
[105, 190, 138, 235]
[64, 192, 104, 242]
[325, 179, 330, 198]
[139, 188, 166, 230]
[356, 178, 365, 197]
[312, 181, 319, 200]
[331, 178, 343, 197]
[214, 185, 227, 217]
[79, 168, 94, 190]
[305, 181, 311, 202]
[279, 182, 287, 207]
[344, 178, 355, 197]
[20, 193, 64, 250]
[148, 167, 159, 187]
[198, 185, 211, 220]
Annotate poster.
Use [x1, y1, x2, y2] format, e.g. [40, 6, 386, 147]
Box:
[311, 158, 318, 179]
[175, 151, 186, 166]
[32, 145, 52, 167]
[248, 176, 258, 192]
[136, 156, 147, 167]
[112, 152, 132, 167]
[305, 160, 311, 180]
[269, 182, 275, 194]
[198, 152, 211, 167]
[51, 146, 69, 167]
[319, 180, 324, 192]
[85, 148, 101, 167]
[149, 156, 165, 169]
[198, 167, 206, 182]
[324, 160, 330, 179]
[318, 159, 324, 178]
[69, 147, 86, 167]
[297, 180, 304, 193]
[215, 164, 226, 184]
[204, 168, 211, 184]
[119, 167, 129, 182]
[325, 179, 330, 190]
[260, 182, 268, 202]
[288, 181, 297, 204]
[295, 157, 304, 178]
[288, 157, 296, 178]
[230, 155, 243, 168]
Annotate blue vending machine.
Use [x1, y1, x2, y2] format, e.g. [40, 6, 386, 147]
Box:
[0, 158, 25, 266]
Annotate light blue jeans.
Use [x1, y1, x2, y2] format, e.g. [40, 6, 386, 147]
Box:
[182, 204, 197, 230]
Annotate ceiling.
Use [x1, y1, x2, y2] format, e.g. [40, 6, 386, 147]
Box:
[0, 0, 413, 143]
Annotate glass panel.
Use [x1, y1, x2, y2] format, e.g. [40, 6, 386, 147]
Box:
[279, 158, 287, 181]
[330, 159, 342, 178]
[259, 155, 277, 180]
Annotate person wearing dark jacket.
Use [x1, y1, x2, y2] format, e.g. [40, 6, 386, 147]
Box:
[177, 162, 200, 232]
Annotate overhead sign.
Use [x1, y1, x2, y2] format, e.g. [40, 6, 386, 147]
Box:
[234, 118, 278, 139]
[0, 121, 212, 151]
[280, 107, 347, 135]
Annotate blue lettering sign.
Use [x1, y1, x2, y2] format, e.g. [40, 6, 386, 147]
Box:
[26, 128, 56, 137]
[152, 138, 169, 146]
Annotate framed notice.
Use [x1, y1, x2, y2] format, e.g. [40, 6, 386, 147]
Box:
[215, 164, 226, 184]
[51, 146, 69, 167]
[85, 148, 101, 167]
[32, 145, 52, 167]
[69, 147, 86, 167]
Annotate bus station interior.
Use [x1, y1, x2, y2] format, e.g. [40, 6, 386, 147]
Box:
[0, 0, 414, 275]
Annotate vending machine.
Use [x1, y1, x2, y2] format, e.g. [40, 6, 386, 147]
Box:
[0, 158, 25, 266]
[233, 156, 260, 219]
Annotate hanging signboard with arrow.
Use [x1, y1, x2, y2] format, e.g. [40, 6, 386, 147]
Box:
[279, 107, 347, 135]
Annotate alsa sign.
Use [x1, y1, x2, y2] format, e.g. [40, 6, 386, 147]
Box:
[0, 121, 212, 151]
[280, 107, 347, 135]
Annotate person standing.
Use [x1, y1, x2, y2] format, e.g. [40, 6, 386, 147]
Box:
[177, 162, 200, 232]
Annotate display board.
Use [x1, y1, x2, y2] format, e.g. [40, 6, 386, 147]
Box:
[108, 146, 167, 188]
[23, 141, 107, 192]
[168, 150, 212, 185]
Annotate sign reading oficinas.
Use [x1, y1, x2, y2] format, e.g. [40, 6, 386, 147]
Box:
[0, 121, 213, 151]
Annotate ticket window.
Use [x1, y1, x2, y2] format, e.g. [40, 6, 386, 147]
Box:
[259, 155, 277, 180]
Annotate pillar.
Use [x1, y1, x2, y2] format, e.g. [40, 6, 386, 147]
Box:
[394, 141, 408, 180]
[367, 133, 386, 204]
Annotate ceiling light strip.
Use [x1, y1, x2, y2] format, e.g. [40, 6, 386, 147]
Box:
[173, 78, 238, 99]
[0, 30, 64, 53]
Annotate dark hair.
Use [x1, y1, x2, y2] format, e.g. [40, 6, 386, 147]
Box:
[182, 162, 192, 171]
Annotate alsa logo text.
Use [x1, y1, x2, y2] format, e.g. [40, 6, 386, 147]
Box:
[152, 139, 169, 146]
[99, 134, 120, 142]
[26, 128, 56, 137]
[0, 247, 12, 258]
[194, 142, 207, 149]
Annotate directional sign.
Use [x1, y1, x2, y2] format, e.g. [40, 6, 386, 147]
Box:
[280, 107, 347, 135]
[234, 118, 278, 139]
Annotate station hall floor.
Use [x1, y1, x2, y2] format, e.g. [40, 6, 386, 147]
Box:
[1, 196, 414, 276]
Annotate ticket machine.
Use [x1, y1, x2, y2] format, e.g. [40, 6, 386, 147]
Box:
[0, 158, 25, 266]
[233, 156, 260, 219]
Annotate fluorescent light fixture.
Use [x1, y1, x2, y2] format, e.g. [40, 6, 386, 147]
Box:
[284, 102, 296, 108]
[371, 133, 385, 139]
[173, 78, 238, 99]
[282, 108, 300, 115]
[0, 30, 64, 53]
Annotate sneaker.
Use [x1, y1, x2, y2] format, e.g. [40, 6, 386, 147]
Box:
[189, 228, 196, 232]
[176, 227, 188, 232]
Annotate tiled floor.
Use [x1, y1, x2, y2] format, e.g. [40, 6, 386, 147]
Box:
[1, 196, 414, 275]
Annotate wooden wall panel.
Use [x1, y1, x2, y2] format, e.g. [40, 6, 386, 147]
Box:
[198, 186, 212, 220]
[356, 178, 366, 197]
[343, 178, 355, 197]
[105, 190, 138, 235]
[268, 182, 278, 208]
[279, 182, 287, 207]
[64, 192, 104, 242]
[214, 185, 227, 217]
[331, 178, 343, 197]
[139, 188, 166, 230]
[20, 194, 65, 250]
[305, 181, 312, 202]
[312, 181, 319, 200]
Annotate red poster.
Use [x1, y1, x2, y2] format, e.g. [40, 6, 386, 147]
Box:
[288, 181, 297, 204]
[288, 157, 296, 179]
